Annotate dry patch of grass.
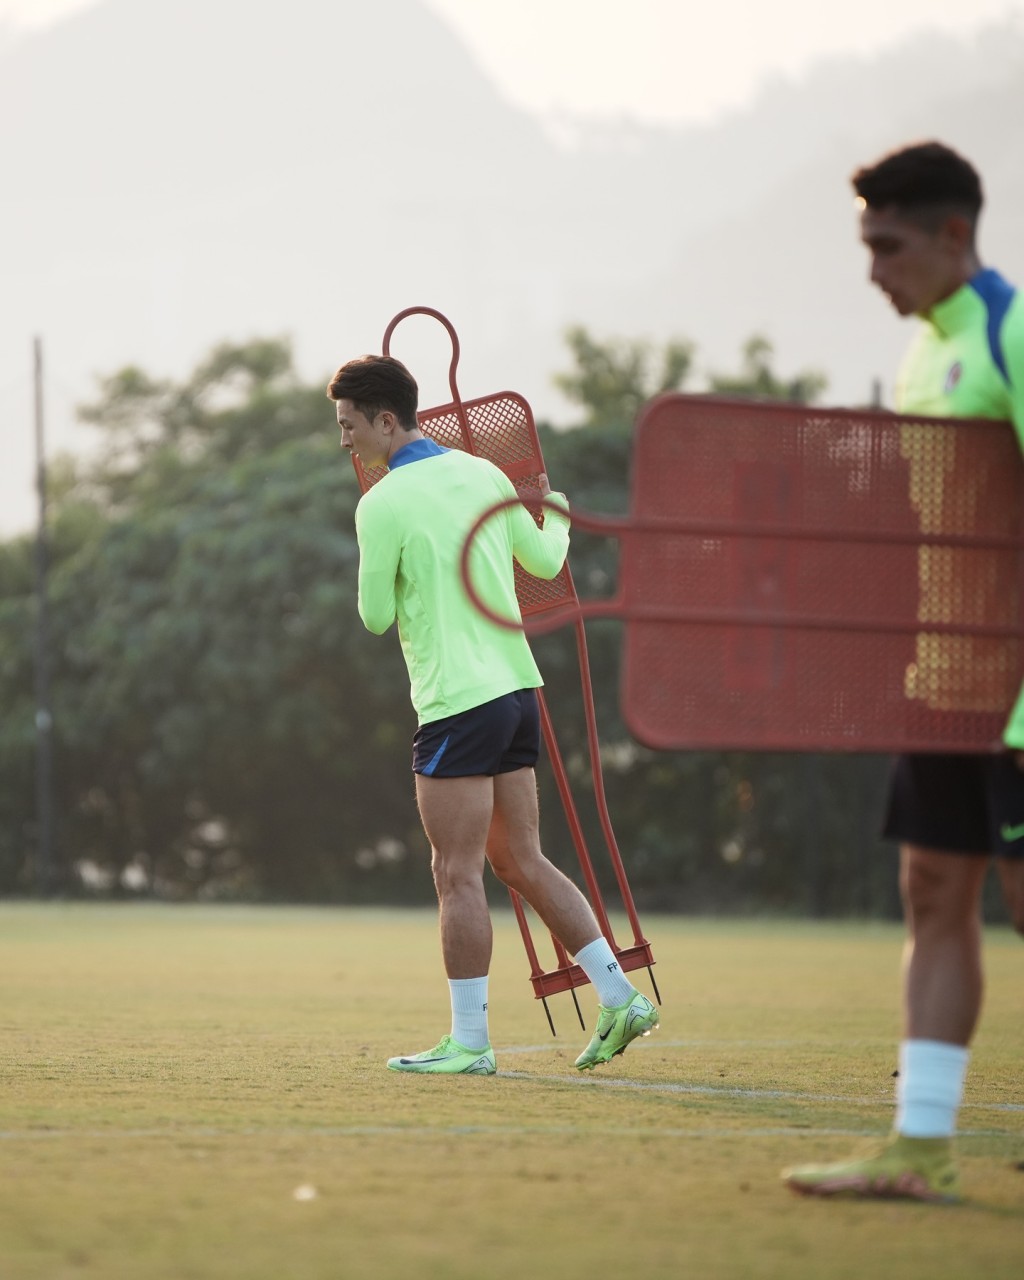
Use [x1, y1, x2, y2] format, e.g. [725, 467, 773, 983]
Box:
[0, 905, 1020, 1279]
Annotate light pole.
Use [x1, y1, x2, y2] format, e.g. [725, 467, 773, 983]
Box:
[31, 336, 56, 895]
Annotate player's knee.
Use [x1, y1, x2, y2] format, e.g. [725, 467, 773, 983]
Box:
[430, 848, 484, 895]
[486, 849, 516, 889]
[899, 856, 936, 915]
[900, 854, 966, 926]
[490, 857, 524, 892]
[486, 842, 544, 893]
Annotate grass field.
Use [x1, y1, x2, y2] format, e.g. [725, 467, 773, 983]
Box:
[0, 904, 1021, 1279]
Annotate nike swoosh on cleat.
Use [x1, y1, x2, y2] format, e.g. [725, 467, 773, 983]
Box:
[399, 1056, 449, 1065]
[598, 1027, 613, 1041]
[999, 820, 1024, 842]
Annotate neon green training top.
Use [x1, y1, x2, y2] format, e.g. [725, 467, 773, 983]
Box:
[894, 268, 1024, 746]
[896, 269, 1024, 434]
[355, 439, 570, 725]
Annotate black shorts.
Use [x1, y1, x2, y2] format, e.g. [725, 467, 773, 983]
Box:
[412, 689, 541, 778]
[882, 752, 1024, 858]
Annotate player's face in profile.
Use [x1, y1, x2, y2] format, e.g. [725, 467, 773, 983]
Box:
[859, 205, 954, 317]
[336, 399, 388, 467]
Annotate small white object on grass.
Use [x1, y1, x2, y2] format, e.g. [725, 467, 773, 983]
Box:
[292, 1184, 318, 1201]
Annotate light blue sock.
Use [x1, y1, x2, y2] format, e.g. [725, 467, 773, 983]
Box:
[895, 1039, 969, 1138]
[574, 937, 635, 1007]
[449, 977, 490, 1050]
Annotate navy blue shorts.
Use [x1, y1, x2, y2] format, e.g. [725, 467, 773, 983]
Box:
[412, 689, 541, 778]
[882, 752, 1024, 858]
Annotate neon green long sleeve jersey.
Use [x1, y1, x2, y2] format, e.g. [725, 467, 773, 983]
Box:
[894, 268, 1024, 746]
[354, 439, 570, 725]
[895, 269, 1024, 438]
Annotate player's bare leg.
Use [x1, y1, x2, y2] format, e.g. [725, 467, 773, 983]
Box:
[415, 773, 494, 979]
[487, 767, 658, 1067]
[385, 774, 498, 1075]
[485, 766, 599, 954]
[900, 844, 988, 1043]
[784, 844, 985, 1200]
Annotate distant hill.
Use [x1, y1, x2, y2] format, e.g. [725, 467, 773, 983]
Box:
[589, 24, 1024, 405]
[1, 0, 1022, 531]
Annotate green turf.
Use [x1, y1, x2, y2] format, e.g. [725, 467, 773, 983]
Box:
[0, 904, 1021, 1279]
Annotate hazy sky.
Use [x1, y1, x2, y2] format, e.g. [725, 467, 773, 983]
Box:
[3, 0, 1023, 124]
[2, 0, 1023, 537]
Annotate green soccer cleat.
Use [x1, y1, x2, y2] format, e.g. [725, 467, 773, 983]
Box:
[387, 1035, 496, 1075]
[575, 992, 659, 1071]
[782, 1134, 962, 1204]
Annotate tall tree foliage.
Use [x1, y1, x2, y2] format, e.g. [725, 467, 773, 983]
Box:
[1, 341, 428, 900]
[708, 334, 827, 404]
[0, 329, 903, 914]
[553, 326, 694, 429]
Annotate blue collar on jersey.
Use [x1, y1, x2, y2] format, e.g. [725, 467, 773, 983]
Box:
[388, 437, 449, 469]
[969, 267, 1017, 385]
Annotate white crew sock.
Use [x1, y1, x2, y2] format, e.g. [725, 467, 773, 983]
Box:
[449, 977, 490, 1050]
[573, 937, 636, 1008]
[895, 1038, 970, 1138]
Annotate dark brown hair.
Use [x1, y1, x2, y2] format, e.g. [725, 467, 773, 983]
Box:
[326, 354, 419, 430]
[851, 140, 983, 230]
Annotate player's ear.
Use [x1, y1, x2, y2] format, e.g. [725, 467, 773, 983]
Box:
[939, 212, 974, 255]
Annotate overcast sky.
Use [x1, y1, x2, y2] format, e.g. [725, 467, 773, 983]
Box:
[2, 0, 1022, 536]
[2, 0, 1022, 124]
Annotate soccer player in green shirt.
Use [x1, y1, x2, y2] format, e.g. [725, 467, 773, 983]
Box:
[785, 141, 1024, 1203]
[327, 354, 658, 1074]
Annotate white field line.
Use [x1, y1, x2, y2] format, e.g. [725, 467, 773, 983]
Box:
[0, 1124, 1014, 1142]
[2, 1042, 1018, 1142]
[497, 1039, 812, 1053]
[497, 1068, 1024, 1113]
[1, 1069, 1019, 1143]
[495, 1038, 1024, 1113]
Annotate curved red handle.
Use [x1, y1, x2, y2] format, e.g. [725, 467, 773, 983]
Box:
[382, 306, 462, 405]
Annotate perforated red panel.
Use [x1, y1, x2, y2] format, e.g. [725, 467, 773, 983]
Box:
[621, 396, 1024, 753]
[356, 392, 576, 616]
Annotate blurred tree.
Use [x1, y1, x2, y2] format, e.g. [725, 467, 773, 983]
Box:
[0, 329, 910, 916]
[0, 341, 429, 901]
[0, 535, 37, 891]
[708, 334, 827, 404]
[553, 326, 694, 429]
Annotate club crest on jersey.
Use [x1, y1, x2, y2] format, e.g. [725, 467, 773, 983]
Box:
[944, 361, 963, 394]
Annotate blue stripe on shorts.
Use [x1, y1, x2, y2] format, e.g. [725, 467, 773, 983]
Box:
[421, 735, 450, 777]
